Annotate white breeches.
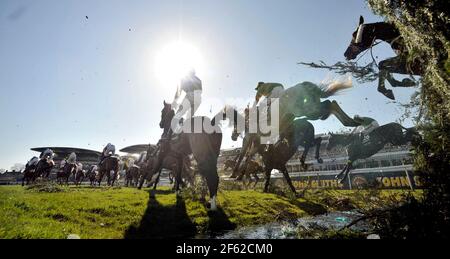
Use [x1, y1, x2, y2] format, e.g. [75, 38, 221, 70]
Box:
[175, 90, 202, 119]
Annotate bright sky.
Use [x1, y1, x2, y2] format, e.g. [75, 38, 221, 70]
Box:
[0, 0, 417, 170]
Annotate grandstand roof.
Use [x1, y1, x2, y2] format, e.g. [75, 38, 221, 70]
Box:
[30, 147, 101, 163]
[119, 144, 156, 154]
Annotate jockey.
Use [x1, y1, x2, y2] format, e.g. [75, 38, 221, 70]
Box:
[249, 82, 285, 146]
[39, 149, 54, 160]
[26, 156, 39, 168]
[59, 159, 66, 169]
[137, 151, 147, 165]
[351, 115, 380, 143]
[89, 165, 98, 174]
[67, 152, 77, 165]
[172, 69, 203, 125]
[99, 143, 115, 165]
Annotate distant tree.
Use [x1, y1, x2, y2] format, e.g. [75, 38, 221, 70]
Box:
[10, 163, 25, 172]
[0, 168, 6, 174]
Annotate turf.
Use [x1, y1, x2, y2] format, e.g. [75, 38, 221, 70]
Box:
[0, 185, 420, 239]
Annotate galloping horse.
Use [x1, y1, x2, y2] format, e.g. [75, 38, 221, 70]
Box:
[137, 145, 193, 189]
[344, 16, 422, 100]
[57, 162, 76, 185]
[35, 157, 55, 180]
[86, 165, 99, 186]
[327, 123, 421, 183]
[224, 80, 357, 181]
[277, 81, 359, 127]
[223, 159, 238, 172]
[22, 158, 39, 186]
[97, 156, 120, 186]
[139, 101, 222, 210]
[73, 163, 84, 186]
[125, 165, 140, 187]
[218, 106, 324, 195]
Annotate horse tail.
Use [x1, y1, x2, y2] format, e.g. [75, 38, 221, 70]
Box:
[320, 76, 353, 98]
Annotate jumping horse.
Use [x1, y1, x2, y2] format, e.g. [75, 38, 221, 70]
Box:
[327, 122, 421, 184]
[344, 16, 423, 100]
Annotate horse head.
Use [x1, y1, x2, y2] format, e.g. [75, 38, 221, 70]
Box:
[344, 16, 374, 60]
[160, 100, 174, 130]
[405, 127, 422, 145]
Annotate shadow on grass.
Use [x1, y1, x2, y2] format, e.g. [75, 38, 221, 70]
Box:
[204, 208, 236, 238]
[124, 191, 197, 239]
[124, 190, 236, 239]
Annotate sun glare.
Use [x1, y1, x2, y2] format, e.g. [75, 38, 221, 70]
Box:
[155, 41, 204, 88]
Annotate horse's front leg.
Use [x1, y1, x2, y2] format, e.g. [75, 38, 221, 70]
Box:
[377, 69, 395, 100]
[335, 163, 348, 180]
[281, 166, 297, 195]
[299, 145, 310, 171]
[321, 101, 360, 127]
[174, 157, 183, 197]
[153, 169, 162, 190]
[380, 56, 417, 88]
[314, 137, 323, 164]
[111, 171, 116, 186]
[263, 167, 272, 193]
[232, 137, 251, 177]
[339, 162, 353, 185]
[97, 172, 103, 186]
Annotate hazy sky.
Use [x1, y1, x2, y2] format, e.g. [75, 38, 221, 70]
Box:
[0, 0, 417, 169]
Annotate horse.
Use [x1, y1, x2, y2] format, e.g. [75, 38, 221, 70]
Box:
[57, 163, 76, 185]
[344, 16, 422, 100]
[223, 159, 238, 172]
[277, 81, 360, 127]
[136, 144, 190, 189]
[217, 106, 323, 195]
[22, 160, 39, 186]
[326, 122, 421, 183]
[35, 157, 55, 180]
[86, 165, 99, 186]
[138, 101, 222, 211]
[125, 165, 140, 187]
[97, 156, 120, 186]
[73, 163, 85, 186]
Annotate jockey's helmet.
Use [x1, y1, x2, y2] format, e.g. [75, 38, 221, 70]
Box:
[255, 82, 264, 90]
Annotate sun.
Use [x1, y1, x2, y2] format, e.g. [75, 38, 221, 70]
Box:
[154, 41, 204, 87]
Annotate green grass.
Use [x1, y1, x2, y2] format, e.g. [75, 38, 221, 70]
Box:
[0, 185, 420, 239]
